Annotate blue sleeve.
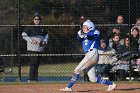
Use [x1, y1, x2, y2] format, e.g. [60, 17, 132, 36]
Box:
[93, 34, 99, 41]
[86, 34, 99, 41]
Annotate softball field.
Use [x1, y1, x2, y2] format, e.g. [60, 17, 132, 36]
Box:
[0, 82, 140, 93]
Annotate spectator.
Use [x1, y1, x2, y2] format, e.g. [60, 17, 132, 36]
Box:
[112, 36, 131, 81]
[131, 18, 140, 77]
[107, 15, 127, 40]
[118, 35, 130, 54]
[115, 32, 140, 81]
[22, 13, 49, 82]
[109, 33, 122, 53]
[130, 27, 139, 54]
[107, 27, 121, 39]
[131, 17, 140, 53]
[112, 27, 121, 34]
[131, 17, 140, 32]
[116, 15, 123, 25]
[96, 38, 118, 77]
[116, 15, 127, 36]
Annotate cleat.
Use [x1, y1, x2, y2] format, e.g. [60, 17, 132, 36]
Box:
[59, 87, 73, 92]
[106, 83, 117, 91]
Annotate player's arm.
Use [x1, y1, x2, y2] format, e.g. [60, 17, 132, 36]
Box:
[86, 34, 99, 41]
[77, 30, 86, 42]
[87, 30, 100, 41]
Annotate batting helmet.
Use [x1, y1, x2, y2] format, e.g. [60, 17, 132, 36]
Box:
[83, 20, 95, 30]
[100, 38, 109, 46]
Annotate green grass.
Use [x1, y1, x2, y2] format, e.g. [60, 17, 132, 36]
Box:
[3, 62, 84, 77]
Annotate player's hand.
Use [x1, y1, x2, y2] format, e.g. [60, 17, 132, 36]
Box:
[78, 30, 82, 35]
[78, 30, 87, 38]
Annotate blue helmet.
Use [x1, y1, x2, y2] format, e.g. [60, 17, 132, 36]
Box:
[100, 38, 109, 46]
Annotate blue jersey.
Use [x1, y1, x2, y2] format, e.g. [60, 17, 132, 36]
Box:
[77, 30, 100, 53]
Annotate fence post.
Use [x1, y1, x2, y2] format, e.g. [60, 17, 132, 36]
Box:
[17, 0, 21, 81]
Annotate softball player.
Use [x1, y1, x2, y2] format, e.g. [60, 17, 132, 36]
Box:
[60, 20, 116, 92]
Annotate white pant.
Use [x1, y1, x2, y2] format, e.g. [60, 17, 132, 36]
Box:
[74, 49, 99, 82]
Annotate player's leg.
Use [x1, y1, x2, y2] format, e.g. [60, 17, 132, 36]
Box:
[87, 54, 117, 91]
[67, 50, 98, 88]
[87, 67, 116, 91]
[60, 56, 91, 91]
[59, 51, 96, 91]
[74, 50, 97, 72]
[87, 66, 112, 84]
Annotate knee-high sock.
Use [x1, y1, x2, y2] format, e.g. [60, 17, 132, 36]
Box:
[95, 76, 112, 86]
[67, 73, 80, 88]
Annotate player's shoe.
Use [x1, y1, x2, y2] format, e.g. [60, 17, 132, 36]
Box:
[59, 87, 73, 92]
[106, 83, 117, 91]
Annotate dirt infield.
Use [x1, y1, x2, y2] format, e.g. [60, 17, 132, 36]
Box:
[0, 82, 140, 93]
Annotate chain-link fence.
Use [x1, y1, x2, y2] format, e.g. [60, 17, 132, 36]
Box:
[0, 0, 140, 82]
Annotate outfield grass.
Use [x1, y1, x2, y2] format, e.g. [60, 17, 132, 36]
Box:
[3, 62, 84, 77]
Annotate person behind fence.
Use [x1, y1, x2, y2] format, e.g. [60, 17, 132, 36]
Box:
[96, 38, 118, 77]
[22, 13, 49, 82]
[112, 36, 130, 81]
[118, 35, 130, 54]
[130, 27, 139, 54]
[131, 17, 140, 33]
[59, 20, 117, 92]
[131, 27, 140, 76]
[131, 17, 140, 53]
[116, 15, 128, 37]
[131, 18, 140, 78]
[107, 15, 127, 40]
[107, 27, 121, 40]
[109, 33, 122, 53]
